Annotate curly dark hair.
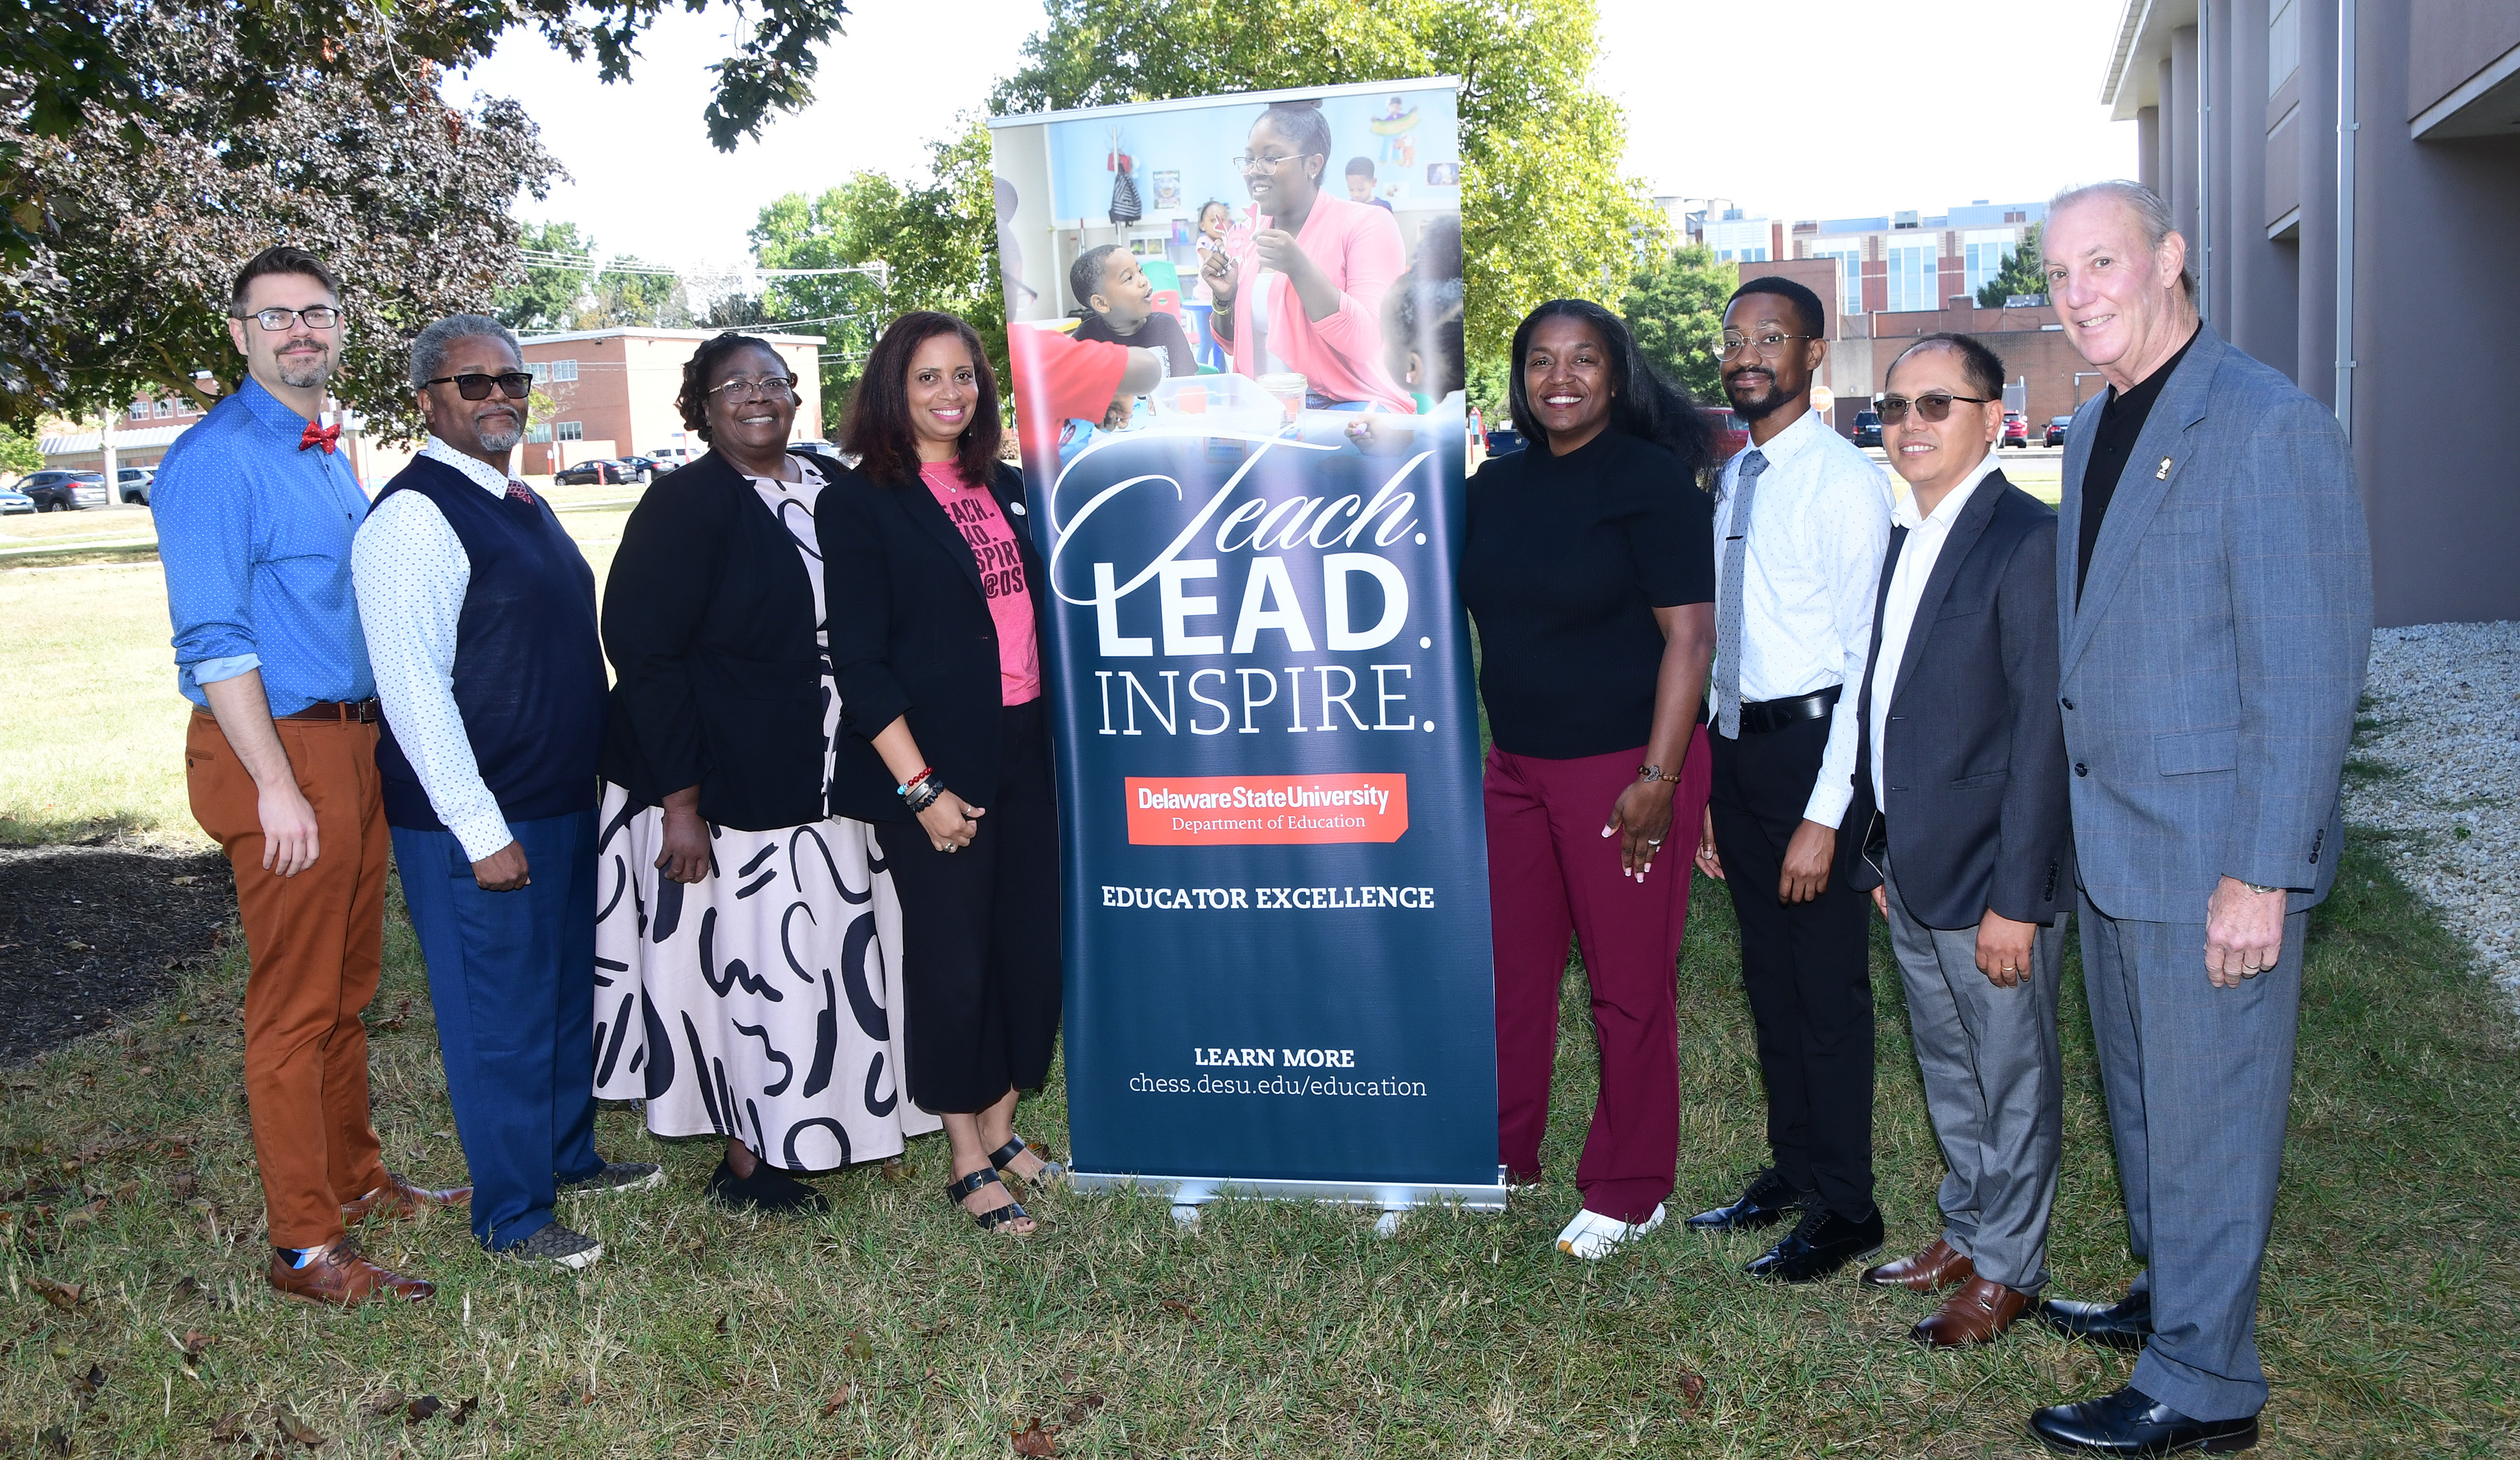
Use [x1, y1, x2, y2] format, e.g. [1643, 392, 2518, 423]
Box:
[675, 331, 785, 444]
[1506, 298, 1716, 477]
[843, 312, 1003, 487]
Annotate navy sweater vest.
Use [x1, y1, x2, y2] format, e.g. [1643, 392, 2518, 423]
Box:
[372, 457, 606, 837]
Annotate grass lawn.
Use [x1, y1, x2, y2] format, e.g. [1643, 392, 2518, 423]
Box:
[1, 548, 2514, 1456]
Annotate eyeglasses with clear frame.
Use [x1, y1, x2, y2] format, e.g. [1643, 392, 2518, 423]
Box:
[1231, 151, 1317, 174]
[1875, 391, 1996, 424]
[1717, 331, 1812, 359]
[237, 306, 341, 332]
[706, 375, 799, 403]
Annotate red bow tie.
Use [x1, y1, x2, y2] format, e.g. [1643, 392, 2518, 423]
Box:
[298, 420, 341, 454]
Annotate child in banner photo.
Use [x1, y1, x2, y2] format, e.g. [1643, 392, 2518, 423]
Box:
[1345, 157, 1395, 212]
[1070, 244, 1197, 379]
[1188, 200, 1238, 371]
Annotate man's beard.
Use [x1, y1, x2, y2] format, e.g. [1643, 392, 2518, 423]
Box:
[1726, 368, 1794, 422]
[474, 413, 524, 452]
[274, 349, 329, 390]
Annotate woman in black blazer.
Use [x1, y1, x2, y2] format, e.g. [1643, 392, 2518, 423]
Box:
[818, 312, 1061, 1235]
[594, 331, 937, 1216]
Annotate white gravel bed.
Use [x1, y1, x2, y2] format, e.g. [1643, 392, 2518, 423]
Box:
[2341, 621, 2519, 996]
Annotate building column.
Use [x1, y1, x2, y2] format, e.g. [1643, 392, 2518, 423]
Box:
[2170, 27, 2202, 259]
[2136, 106, 2161, 193]
[2294, 0, 2338, 406]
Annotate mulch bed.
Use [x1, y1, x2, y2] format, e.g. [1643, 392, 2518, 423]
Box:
[0, 842, 234, 1065]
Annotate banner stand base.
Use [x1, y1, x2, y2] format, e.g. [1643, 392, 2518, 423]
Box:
[1070, 1168, 1511, 1214]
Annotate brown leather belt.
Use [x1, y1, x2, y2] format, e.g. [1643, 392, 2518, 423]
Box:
[281, 698, 382, 723]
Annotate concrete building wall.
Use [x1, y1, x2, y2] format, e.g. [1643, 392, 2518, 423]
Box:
[2106, 0, 2520, 627]
[517, 329, 826, 466]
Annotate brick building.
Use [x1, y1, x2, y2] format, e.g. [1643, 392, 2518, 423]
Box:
[515, 328, 827, 474]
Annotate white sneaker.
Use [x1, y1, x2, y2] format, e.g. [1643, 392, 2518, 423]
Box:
[1554, 1203, 1667, 1260]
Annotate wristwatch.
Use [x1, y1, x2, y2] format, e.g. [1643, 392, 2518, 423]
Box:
[2241, 881, 2281, 895]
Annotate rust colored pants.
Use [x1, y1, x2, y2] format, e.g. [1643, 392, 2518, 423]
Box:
[186, 710, 391, 1250]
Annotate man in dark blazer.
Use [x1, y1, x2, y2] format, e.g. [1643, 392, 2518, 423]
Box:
[1842, 333, 2071, 1351]
[2027, 181, 2370, 1457]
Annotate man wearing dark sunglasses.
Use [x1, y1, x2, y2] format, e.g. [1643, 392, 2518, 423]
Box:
[351, 314, 651, 1274]
[1840, 333, 2071, 1354]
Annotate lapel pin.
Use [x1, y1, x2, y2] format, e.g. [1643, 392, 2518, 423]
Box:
[1008, 501, 1026, 515]
[2155, 456, 2174, 480]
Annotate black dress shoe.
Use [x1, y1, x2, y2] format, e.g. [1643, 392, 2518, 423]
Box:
[1744, 1205, 1884, 1283]
[2029, 1384, 2258, 1455]
[1685, 1168, 1807, 1232]
[2033, 1289, 2153, 1351]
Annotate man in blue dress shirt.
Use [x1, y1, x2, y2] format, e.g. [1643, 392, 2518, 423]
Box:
[155, 246, 463, 1307]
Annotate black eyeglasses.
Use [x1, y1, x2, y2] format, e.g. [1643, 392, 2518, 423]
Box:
[237, 306, 341, 332]
[424, 372, 533, 401]
[1875, 391, 1995, 424]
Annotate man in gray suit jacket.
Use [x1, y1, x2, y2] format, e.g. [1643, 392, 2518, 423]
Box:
[2026, 181, 2372, 1456]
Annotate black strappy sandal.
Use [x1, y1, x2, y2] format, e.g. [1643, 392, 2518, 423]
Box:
[987, 1135, 1068, 1188]
[944, 1167, 1032, 1232]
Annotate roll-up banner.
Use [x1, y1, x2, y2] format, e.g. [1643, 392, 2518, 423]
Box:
[988, 78, 1501, 1211]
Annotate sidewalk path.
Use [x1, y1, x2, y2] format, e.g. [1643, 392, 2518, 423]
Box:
[2343, 621, 2519, 999]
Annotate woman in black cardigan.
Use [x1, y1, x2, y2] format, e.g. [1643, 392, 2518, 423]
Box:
[818, 312, 1061, 1235]
[592, 332, 937, 1214]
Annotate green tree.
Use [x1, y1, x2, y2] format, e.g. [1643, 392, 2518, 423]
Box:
[751, 117, 1005, 410]
[0, 8, 559, 434]
[494, 221, 596, 334]
[587, 262, 691, 329]
[0, 424, 41, 478]
[992, 0, 1666, 363]
[1620, 242, 1736, 401]
[1975, 223, 2046, 307]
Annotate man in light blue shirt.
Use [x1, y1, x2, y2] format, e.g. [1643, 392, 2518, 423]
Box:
[155, 245, 463, 1308]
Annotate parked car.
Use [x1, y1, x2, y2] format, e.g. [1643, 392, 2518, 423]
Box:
[2045, 415, 2073, 447]
[553, 459, 635, 486]
[117, 466, 155, 504]
[2001, 411, 2029, 447]
[18, 469, 108, 510]
[645, 446, 698, 470]
[613, 454, 674, 483]
[1482, 426, 1527, 457]
[788, 439, 846, 462]
[1851, 410, 1883, 447]
[0, 487, 33, 515]
[1698, 405, 1749, 464]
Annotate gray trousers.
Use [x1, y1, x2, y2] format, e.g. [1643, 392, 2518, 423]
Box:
[2081, 894, 2308, 1423]
[1879, 853, 2064, 1291]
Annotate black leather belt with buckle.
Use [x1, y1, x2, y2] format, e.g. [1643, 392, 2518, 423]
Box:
[1738, 686, 1840, 735]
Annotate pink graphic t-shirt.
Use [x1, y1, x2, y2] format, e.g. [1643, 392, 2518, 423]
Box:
[920, 461, 1042, 705]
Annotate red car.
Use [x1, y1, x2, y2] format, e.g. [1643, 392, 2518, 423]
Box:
[1700, 406, 1749, 464]
[2002, 411, 2029, 447]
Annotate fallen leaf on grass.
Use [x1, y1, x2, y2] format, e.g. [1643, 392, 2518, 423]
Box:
[402, 1395, 443, 1426]
[842, 1329, 873, 1363]
[713, 1314, 731, 1336]
[171, 1276, 202, 1302]
[1061, 1393, 1105, 1426]
[69, 1362, 106, 1397]
[26, 1275, 83, 1311]
[448, 1396, 478, 1427]
[168, 1330, 211, 1367]
[362, 1389, 407, 1417]
[370, 999, 412, 1034]
[169, 1172, 200, 1200]
[206, 1412, 250, 1444]
[878, 1158, 906, 1185]
[276, 1411, 326, 1447]
[818, 1384, 855, 1417]
[108, 1183, 137, 1206]
[36, 1425, 68, 1456]
[1158, 1298, 1200, 1321]
[1674, 1370, 1708, 1410]
[1011, 1418, 1059, 1456]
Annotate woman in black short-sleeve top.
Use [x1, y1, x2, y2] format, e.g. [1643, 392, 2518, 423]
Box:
[1460, 298, 1719, 1260]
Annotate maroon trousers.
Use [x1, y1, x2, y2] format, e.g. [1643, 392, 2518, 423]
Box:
[1486, 727, 1714, 1223]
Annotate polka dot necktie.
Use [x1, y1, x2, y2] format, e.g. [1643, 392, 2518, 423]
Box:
[1716, 449, 1768, 739]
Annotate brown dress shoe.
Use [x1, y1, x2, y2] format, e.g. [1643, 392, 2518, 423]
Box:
[1909, 1276, 2030, 1348]
[267, 1237, 435, 1307]
[1860, 1236, 1974, 1293]
[342, 1173, 472, 1223]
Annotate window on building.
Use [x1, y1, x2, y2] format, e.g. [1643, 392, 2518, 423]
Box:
[1963, 231, 2018, 300]
[1809, 246, 1864, 316]
[531, 359, 579, 384]
[1888, 244, 1938, 313]
[554, 422, 584, 442]
[2269, 0, 2300, 95]
[526, 424, 553, 444]
[153, 400, 173, 419]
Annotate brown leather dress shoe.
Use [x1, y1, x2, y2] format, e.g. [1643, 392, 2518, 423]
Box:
[342, 1173, 472, 1223]
[1910, 1276, 2030, 1348]
[266, 1238, 435, 1307]
[1860, 1236, 1974, 1293]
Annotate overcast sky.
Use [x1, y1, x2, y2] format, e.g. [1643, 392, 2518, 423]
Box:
[454, 0, 2136, 271]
